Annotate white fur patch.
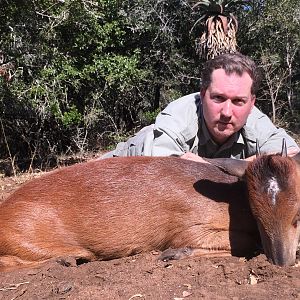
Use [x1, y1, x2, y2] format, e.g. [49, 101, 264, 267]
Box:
[267, 177, 280, 206]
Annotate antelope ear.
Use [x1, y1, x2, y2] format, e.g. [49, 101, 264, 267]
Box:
[203, 158, 249, 179]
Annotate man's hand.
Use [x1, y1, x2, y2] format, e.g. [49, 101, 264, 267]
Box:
[244, 155, 256, 161]
[180, 152, 210, 163]
[287, 148, 300, 157]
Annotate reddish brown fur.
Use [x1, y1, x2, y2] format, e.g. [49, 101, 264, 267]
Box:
[0, 156, 260, 271]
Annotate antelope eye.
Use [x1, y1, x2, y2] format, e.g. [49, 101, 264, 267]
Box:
[292, 220, 298, 228]
[292, 211, 300, 228]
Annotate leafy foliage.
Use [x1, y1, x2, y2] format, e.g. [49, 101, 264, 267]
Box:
[0, 0, 199, 168]
[237, 0, 300, 127]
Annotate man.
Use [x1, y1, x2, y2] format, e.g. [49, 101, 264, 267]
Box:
[102, 53, 299, 161]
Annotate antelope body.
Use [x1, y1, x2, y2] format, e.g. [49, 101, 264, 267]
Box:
[0, 155, 299, 271]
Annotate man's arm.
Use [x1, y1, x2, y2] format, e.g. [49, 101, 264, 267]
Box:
[150, 93, 200, 156]
[243, 107, 300, 158]
[180, 148, 299, 165]
[244, 147, 299, 162]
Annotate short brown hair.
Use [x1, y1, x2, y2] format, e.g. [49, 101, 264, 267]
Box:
[201, 53, 261, 95]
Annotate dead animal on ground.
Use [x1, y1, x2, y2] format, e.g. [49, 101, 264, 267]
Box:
[0, 148, 300, 271]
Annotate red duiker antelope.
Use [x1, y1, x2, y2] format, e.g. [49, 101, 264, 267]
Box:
[0, 153, 299, 271]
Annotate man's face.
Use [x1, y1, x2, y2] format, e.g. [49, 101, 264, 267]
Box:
[201, 68, 256, 145]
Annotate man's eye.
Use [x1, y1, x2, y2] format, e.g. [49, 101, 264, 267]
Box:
[213, 96, 224, 102]
[233, 99, 246, 106]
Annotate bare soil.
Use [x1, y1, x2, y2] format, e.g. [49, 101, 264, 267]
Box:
[0, 173, 299, 300]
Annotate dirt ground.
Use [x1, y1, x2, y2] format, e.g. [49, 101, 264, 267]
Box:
[0, 173, 300, 300]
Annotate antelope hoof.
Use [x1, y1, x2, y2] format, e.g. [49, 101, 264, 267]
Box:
[159, 247, 193, 261]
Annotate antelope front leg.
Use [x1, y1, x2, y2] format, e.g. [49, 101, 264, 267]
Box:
[158, 229, 259, 261]
[159, 247, 231, 261]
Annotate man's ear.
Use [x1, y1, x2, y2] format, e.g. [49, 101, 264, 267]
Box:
[200, 88, 206, 99]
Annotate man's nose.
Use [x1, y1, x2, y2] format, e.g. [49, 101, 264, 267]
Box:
[221, 100, 232, 118]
